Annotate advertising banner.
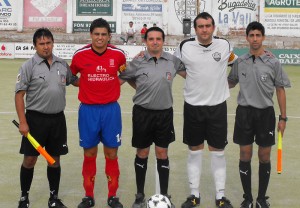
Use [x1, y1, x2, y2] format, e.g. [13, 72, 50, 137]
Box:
[213, 0, 259, 35]
[8, 42, 300, 65]
[234, 48, 300, 65]
[23, 0, 67, 29]
[121, 0, 163, 33]
[261, 0, 300, 37]
[73, 21, 116, 33]
[76, 0, 113, 16]
[0, 42, 14, 58]
[0, 0, 17, 30]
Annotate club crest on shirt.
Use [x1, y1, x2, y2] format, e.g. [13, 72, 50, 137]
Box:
[166, 72, 172, 80]
[212, 52, 221, 62]
[60, 75, 66, 83]
[16, 74, 21, 83]
[96, 65, 106, 73]
[109, 59, 115, 67]
[260, 74, 268, 82]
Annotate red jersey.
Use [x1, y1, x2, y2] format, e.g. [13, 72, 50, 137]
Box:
[70, 44, 126, 104]
[141, 28, 147, 35]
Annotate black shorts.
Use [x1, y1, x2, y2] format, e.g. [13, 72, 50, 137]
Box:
[233, 105, 275, 147]
[132, 105, 175, 149]
[20, 110, 68, 156]
[183, 101, 228, 149]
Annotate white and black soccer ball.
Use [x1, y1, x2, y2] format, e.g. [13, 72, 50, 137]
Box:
[147, 194, 171, 208]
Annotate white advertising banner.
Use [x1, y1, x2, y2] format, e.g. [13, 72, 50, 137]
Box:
[0, 0, 18, 30]
[14, 43, 35, 59]
[120, 0, 163, 33]
[213, 0, 259, 35]
[14, 43, 85, 59]
[260, 0, 300, 37]
[12, 42, 177, 61]
[0, 42, 14, 58]
[53, 44, 84, 59]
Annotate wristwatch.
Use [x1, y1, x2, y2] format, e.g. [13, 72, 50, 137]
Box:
[279, 115, 288, 122]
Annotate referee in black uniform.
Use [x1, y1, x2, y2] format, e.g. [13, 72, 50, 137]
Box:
[15, 28, 78, 208]
[119, 26, 186, 208]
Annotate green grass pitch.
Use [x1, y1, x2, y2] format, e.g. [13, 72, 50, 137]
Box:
[0, 59, 299, 207]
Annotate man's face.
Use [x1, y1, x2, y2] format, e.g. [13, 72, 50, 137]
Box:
[145, 31, 164, 54]
[90, 27, 111, 51]
[246, 29, 265, 51]
[129, 22, 133, 27]
[34, 36, 53, 59]
[194, 17, 215, 44]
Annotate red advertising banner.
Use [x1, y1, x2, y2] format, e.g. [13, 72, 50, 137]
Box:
[23, 0, 67, 29]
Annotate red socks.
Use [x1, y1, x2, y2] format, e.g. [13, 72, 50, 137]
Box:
[82, 155, 120, 199]
[82, 155, 97, 198]
[105, 157, 120, 198]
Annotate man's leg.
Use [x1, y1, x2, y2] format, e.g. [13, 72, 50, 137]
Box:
[135, 148, 150, 195]
[104, 147, 120, 198]
[155, 146, 169, 195]
[210, 150, 226, 200]
[257, 146, 271, 199]
[239, 145, 253, 202]
[187, 146, 203, 197]
[20, 156, 37, 201]
[82, 147, 98, 199]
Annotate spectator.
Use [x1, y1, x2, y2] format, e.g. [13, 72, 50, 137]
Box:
[140, 24, 148, 40]
[124, 21, 137, 45]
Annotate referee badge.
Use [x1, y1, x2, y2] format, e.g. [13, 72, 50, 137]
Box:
[60, 75, 66, 83]
[212, 52, 221, 62]
[166, 72, 172, 80]
[260, 74, 268, 82]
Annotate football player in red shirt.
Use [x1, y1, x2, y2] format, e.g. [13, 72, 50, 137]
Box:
[70, 18, 126, 208]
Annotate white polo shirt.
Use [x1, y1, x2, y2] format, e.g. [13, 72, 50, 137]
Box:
[174, 37, 233, 106]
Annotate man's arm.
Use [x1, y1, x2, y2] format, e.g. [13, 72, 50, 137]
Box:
[228, 80, 237, 88]
[118, 77, 136, 89]
[276, 86, 287, 135]
[177, 70, 186, 78]
[15, 91, 29, 136]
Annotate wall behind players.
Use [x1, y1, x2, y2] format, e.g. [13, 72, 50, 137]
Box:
[0, 0, 299, 37]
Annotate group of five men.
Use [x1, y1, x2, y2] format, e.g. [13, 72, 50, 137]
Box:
[15, 12, 290, 208]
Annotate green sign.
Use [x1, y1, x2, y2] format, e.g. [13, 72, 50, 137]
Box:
[233, 48, 300, 65]
[76, 0, 113, 16]
[265, 0, 300, 8]
[73, 21, 116, 33]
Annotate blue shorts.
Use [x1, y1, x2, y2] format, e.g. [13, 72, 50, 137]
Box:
[78, 102, 122, 148]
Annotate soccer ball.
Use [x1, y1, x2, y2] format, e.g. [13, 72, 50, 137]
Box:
[147, 194, 171, 208]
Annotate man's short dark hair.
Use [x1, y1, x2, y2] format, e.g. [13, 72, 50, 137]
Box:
[33, 28, 54, 46]
[193, 12, 215, 28]
[246, 21, 265, 36]
[90, 18, 111, 34]
[144, 26, 165, 41]
[143, 24, 147, 27]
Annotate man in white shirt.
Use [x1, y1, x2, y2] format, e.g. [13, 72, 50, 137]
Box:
[124, 21, 137, 45]
[174, 12, 236, 208]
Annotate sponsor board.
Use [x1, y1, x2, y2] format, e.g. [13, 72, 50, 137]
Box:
[0, 42, 14, 58]
[2, 42, 299, 65]
[234, 48, 300, 65]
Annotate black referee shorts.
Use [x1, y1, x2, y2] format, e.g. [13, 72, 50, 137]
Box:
[183, 101, 228, 149]
[233, 105, 275, 147]
[132, 105, 175, 149]
[19, 110, 68, 156]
